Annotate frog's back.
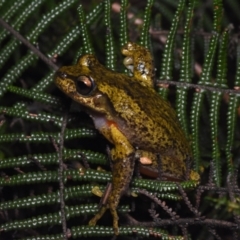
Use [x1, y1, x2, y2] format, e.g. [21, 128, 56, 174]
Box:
[96, 69, 191, 159]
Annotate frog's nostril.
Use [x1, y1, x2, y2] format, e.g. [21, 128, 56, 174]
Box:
[56, 71, 67, 79]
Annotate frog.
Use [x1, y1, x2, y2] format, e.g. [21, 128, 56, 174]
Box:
[54, 42, 199, 235]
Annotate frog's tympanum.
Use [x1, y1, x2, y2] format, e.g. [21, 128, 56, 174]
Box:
[54, 42, 199, 235]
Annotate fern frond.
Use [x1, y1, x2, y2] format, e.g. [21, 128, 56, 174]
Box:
[159, 0, 186, 99]
[104, 0, 116, 70]
[176, 0, 195, 136]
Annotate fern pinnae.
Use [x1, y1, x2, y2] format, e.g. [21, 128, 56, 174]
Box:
[119, 0, 128, 48]
[0, 0, 79, 97]
[0, 187, 127, 214]
[119, 0, 128, 74]
[0, 189, 59, 210]
[140, 0, 154, 49]
[52, 26, 80, 61]
[0, 128, 95, 144]
[0, 1, 28, 40]
[0, 170, 59, 186]
[154, 1, 178, 24]
[70, 225, 183, 239]
[1, 1, 239, 238]
[104, 0, 116, 70]
[34, 3, 103, 91]
[77, 5, 94, 54]
[158, 0, 186, 99]
[225, 39, 240, 174]
[190, 0, 223, 172]
[74, 3, 103, 64]
[86, 2, 104, 26]
[73, 47, 83, 64]
[33, 26, 81, 91]
[176, 0, 195, 136]
[161, 0, 178, 8]
[0, 204, 126, 232]
[0, 169, 111, 187]
[0, 103, 63, 127]
[0, 149, 107, 169]
[0, 54, 37, 97]
[0, 0, 8, 10]
[132, 178, 198, 193]
[22, 233, 65, 240]
[210, 27, 229, 186]
[28, 0, 78, 43]
[225, 94, 239, 174]
[7, 85, 62, 107]
[190, 90, 203, 172]
[0, 0, 78, 70]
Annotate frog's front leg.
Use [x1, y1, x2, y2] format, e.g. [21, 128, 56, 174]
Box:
[89, 122, 135, 235]
[121, 42, 154, 88]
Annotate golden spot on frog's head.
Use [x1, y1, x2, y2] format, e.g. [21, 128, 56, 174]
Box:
[121, 42, 135, 55]
[77, 54, 99, 69]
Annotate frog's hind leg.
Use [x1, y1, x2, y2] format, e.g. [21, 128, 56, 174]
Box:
[89, 123, 135, 235]
[88, 154, 135, 235]
[89, 205, 107, 226]
[108, 154, 135, 234]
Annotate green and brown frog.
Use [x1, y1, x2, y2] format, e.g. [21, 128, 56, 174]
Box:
[54, 42, 199, 235]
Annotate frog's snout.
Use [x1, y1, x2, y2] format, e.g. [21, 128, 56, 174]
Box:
[54, 70, 67, 81]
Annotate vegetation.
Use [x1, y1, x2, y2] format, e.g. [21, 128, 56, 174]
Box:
[0, 0, 239, 239]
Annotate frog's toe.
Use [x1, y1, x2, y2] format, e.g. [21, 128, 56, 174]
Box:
[112, 214, 119, 235]
[88, 217, 97, 226]
[89, 206, 107, 226]
[113, 225, 119, 235]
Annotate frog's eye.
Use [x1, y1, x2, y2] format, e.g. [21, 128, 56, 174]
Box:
[75, 76, 95, 96]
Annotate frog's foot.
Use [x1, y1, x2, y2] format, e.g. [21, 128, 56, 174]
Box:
[88, 206, 107, 226]
[109, 204, 119, 235]
[106, 155, 135, 235]
[190, 170, 200, 181]
[121, 42, 154, 88]
[123, 56, 134, 73]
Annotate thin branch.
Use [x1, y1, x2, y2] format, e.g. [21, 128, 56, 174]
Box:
[177, 183, 201, 217]
[0, 18, 58, 71]
[227, 174, 240, 226]
[208, 228, 222, 240]
[157, 80, 240, 95]
[150, 29, 238, 38]
[134, 217, 238, 229]
[138, 189, 179, 219]
[150, 29, 214, 36]
[197, 185, 240, 195]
